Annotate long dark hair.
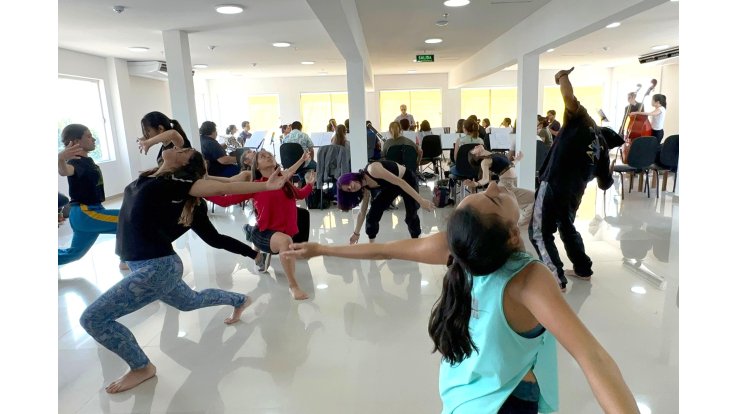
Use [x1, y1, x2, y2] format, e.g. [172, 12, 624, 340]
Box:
[428, 206, 516, 365]
[333, 124, 348, 146]
[142, 149, 206, 227]
[141, 111, 191, 148]
[251, 150, 298, 199]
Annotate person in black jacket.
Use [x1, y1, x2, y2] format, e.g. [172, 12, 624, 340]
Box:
[528, 67, 614, 292]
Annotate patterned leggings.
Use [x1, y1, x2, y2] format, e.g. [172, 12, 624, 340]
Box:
[80, 254, 246, 370]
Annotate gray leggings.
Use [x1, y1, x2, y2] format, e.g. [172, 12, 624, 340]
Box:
[80, 254, 246, 370]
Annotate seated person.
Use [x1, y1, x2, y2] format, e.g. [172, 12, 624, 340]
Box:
[282, 121, 318, 175]
[200, 121, 239, 177]
[381, 121, 421, 166]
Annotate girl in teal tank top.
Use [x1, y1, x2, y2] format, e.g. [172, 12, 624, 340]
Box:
[285, 179, 640, 413]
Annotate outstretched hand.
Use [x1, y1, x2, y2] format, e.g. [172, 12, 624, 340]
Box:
[282, 242, 321, 259]
[59, 143, 85, 161]
[137, 137, 153, 155]
[555, 67, 575, 85]
[265, 167, 290, 190]
[419, 198, 436, 212]
[305, 170, 316, 185]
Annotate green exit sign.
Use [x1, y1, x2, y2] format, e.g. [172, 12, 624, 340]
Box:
[416, 54, 435, 63]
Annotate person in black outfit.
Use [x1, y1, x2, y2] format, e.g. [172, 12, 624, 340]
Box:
[335, 160, 435, 244]
[137, 111, 192, 165]
[529, 67, 614, 292]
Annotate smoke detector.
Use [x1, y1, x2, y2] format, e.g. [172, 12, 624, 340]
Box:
[112, 5, 125, 14]
[436, 13, 449, 26]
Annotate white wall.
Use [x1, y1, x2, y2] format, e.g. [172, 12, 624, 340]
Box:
[58, 48, 173, 197]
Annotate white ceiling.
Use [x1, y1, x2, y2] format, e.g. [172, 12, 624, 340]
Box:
[57, 0, 679, 79]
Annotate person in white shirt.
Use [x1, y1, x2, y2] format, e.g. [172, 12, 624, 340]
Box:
[631, 94, 667, 143]
[394, 104, 416, 131]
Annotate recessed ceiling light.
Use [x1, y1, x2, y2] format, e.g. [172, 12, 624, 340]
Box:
[407, 69, 417, 74]
[316, 283, 328, 290]
[301, 61, 315, 65]
[215, 4, 244, 14]
[436, 19, 449, 26]
[651, 44, 670, 51]
[606, 22, 621, 28]
[128, 46, 149, 52]
[193, 64, 208, 69]
[546, 48, 555, 53]
[272, 42, 291, 48]
[425, 38, 443, 44]
[421, 280, 429, 286]
[631, 286, 647, 294]
[444, 0, 470, 7]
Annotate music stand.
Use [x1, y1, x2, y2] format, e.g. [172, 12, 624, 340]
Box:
[597, 109, 609, 126]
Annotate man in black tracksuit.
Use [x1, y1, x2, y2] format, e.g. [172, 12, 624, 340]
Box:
[528, 67, 614, 291]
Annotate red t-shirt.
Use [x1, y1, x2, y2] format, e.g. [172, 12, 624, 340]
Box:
[246, 179, 312, 236]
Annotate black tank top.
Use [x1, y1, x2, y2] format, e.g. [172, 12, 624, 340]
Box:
[489, 154, 511, 175]
[364, 160, 401, 188]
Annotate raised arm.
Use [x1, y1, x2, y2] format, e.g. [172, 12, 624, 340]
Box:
[285, 150, 311, 176]
[138, 129, 184, 155]
[58, 143, 84, 176]
[368, 162, 434, 211]
[286, 231, 449, 265]
[464, 158, 492, 189]
[205, 170, 250, 183]
[556, 67, 579, 113]
[518, 263, 640, 413]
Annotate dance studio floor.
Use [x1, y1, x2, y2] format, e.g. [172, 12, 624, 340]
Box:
[58, 177, 679, 413]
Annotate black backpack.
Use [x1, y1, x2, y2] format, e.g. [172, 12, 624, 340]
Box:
[306, 188, 332, 209]
[433, 179, 452, 208]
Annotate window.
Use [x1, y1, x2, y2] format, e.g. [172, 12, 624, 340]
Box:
[461, 88, 517, 128]
[247, 95, 280, 133]
[300, 92, 349, 134]
[379, 89, 442, 132]
[57, 75, 115, 163]
[542, 85, 603, 121]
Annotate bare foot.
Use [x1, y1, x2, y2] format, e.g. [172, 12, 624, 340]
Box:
[289, 286, 309, 300]
[225, 296, 252, 324]
[105, 363, 156, 394]
[119, 262, 129, 270]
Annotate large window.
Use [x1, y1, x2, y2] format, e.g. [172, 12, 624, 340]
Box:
[57, 75, 115, 163]
[542, 85, 603, 121]
[379, 89, 442, 132]
[461, 88, 517, 128]
[300, 92, 349, 134]
[247, 95, 280, 133]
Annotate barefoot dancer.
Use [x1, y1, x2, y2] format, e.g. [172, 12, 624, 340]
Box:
[79, 147, 289, 393]
[240, 149, 314, 300]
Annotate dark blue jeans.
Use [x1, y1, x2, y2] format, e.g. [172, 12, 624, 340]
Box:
[498, 395, 538, 414]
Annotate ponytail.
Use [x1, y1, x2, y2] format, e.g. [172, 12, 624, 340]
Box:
[428, 260, 477, 365]
[428, 207, 516, 365]
[170, 119, 191, 145]
[463, 119, 479, 138]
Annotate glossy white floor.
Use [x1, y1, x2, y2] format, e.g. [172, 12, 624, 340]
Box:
[58, 176, 679, 414]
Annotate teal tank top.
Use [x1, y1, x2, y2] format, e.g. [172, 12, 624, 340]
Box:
[438, 251, 559, 413]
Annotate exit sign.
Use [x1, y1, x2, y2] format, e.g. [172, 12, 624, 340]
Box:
[416, 54, 435, 62]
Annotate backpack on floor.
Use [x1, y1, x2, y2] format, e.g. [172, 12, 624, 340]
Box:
[306, 188, 332, 209]
[433, 179, 452, 208]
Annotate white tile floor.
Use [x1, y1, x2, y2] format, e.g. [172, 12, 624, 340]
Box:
[58, 176, 678, 413]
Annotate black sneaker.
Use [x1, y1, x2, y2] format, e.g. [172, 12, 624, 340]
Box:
[242, 224, 253, 242]
[254, 251, 271, 273]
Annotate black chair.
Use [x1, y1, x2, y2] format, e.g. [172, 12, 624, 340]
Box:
[367, 133, 378, 162]
[449, 144, 480, 201]
[612, 136, 660, 199]
[651, 134, 679, 196]
[420, 135, 442, 176]
[279, 142, 306, 184]
[483, 135, 491, 151]
[385, 145, 419, 173]
[535, 140, 550, 188]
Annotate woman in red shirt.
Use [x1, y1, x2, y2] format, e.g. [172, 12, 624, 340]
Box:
[242, 149, 314, 300]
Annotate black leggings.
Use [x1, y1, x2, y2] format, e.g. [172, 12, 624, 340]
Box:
[498, 394, 538, 414]
[364, 170, 421, 239]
